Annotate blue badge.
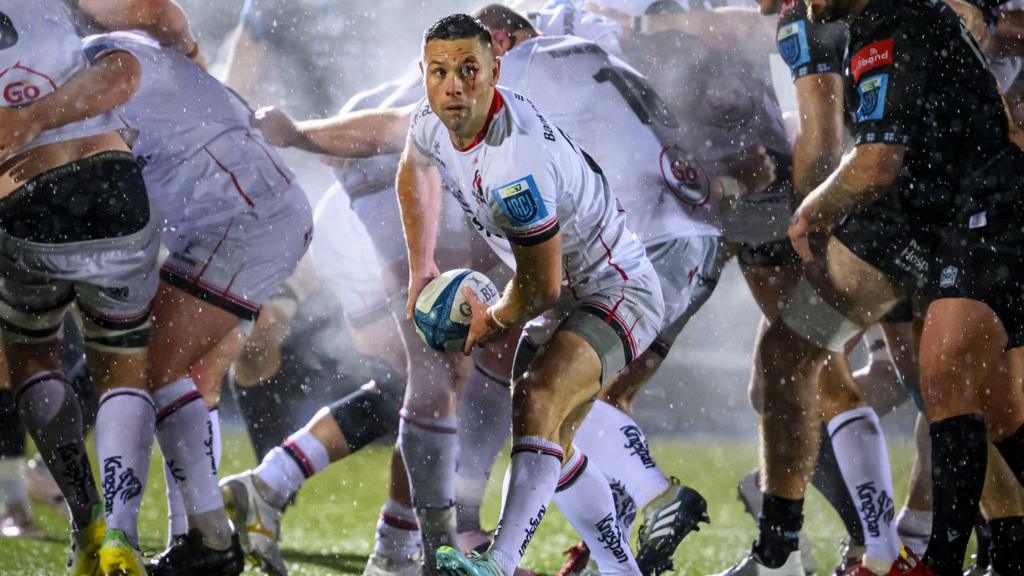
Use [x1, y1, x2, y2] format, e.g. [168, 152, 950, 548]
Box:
[777, 21, 811, 70]
[856, 73, 888, 123]
[491, 175, 547, 226]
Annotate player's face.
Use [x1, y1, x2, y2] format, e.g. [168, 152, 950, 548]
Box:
[422, 38, 499, 139]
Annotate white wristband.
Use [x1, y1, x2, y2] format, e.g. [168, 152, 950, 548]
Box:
[487, 307, 509, 330]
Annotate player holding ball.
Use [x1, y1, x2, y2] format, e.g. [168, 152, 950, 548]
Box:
[399, 13, 664, 576]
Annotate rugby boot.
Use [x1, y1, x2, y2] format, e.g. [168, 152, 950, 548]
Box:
[636, 479, 710, 575]
[68, 503, 106, 576]
[708, 550, 804, 576]
[739, 471, 818, 575]
[834, 541, 866, 576]
[363, 550, 423, 576]
[436, 547, 505, 576]
[220, 471, 286, 575]
[144, 528, 244, 576]
[97, 529, 147, 576]
[555, 542, 592, 576]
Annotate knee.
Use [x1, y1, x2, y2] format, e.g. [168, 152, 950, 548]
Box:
[919, 339, 983, 422]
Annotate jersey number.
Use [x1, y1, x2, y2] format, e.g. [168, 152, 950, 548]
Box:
[0, 12, 16, 50]
[593, 66, 678, 130]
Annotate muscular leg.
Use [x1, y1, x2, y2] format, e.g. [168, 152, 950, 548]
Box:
[488, 331, 638, 575]
[917, 299, 1011, 575]
[148, 282, 240, 551]
[757, 238, 902, 570]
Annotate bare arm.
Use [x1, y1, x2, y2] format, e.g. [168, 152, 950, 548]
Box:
[256, 105, 413, 158]
[396, 131, 443, 319]
[992, 10, 1024, 58]
[0, 51, 140, 158]
[788, 143, 904, 261]
[791, 73, 846, 196]
[463, 233, 564, 353]
[77, 0, 198, 56]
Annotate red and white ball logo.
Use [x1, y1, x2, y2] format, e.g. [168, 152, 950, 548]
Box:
[660, 146, 710, 206]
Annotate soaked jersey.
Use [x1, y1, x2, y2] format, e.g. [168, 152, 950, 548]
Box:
[776, 0, 848, 81]
[82, 33, 280, 171]
[409, 87, 653, 297]
[498, 35, 719, 245]
[0, 0, 122, 159]
[844, 0, 1024, 225]
[566, 0, 755, 15]
[526, 5, 625, 58]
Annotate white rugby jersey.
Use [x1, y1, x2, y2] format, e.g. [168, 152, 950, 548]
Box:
[409, 87, 653, 298]
[0, 0, 122, 159]
[498, 35, 719, 245]
[81, 32, 287, 174]
[526, 5, 625, 58]
[568, 0, 756, 14]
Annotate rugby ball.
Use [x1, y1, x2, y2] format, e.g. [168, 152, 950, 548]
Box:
[414, 269, 500, 353]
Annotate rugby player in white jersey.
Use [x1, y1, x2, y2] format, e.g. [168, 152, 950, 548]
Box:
[68, 29, 313, 575]
[0, 1, 216, 573]
[408, 14, 665, 576]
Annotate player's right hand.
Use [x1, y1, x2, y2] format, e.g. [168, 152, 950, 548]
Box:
[406, 262, 441, 321]
[255, 107, 302, 148]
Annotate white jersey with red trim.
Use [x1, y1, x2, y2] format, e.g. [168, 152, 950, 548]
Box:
[498, 35, 720, 245]
[81, 32, 296, 208]
[81, 32, 289, 178]
[526, 5, 625, 58]
[409, 87, 654, 299]
[0, 0, 122, 159]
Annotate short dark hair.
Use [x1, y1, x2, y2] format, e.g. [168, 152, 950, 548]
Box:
[423, 14, 493, 49]
[473, 4, 535, 34]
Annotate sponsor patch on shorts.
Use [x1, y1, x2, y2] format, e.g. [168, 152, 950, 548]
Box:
[856, 74, 889, 123]
[492, 175, 548, 226]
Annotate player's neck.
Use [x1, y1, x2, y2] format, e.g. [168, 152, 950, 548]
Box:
[451, 89, 501, 151]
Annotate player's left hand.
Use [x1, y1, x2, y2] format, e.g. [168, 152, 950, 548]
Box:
[788, 203, 831, 263]
[0, 107, 43, 161]
[255, 107, 302, 148]
[462, 287, 504, 355]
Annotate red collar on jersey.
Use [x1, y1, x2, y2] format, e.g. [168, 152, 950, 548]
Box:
[454, 89, 504, 152]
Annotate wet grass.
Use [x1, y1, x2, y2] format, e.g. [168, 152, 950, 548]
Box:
[0, 433, 925, 575]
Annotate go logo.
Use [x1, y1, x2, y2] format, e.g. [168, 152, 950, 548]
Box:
[3, 80, 41, 105]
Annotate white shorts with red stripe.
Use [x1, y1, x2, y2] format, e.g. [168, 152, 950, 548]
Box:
[512, 268, 663, 385]
[146, 131, 313, 320]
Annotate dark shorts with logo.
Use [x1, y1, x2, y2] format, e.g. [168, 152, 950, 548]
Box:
[832, 201, 936, 299]
[933, 211, 1024, 349]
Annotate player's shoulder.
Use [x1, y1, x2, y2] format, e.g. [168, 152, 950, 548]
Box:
[81, 30, 158, 63]
[495, 88, 564, 153]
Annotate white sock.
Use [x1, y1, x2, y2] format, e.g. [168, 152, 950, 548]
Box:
[373, 497, 422, 561]
[254, 425, 330, 508]
[166, 406, 222, 541]
[554, 448, 641, 575]
[0, 457, 27, 508]
[400, 411, 459, 509]
[896, 506, 932, 557]
[828, 407, 900, 566]
[153, 378, 231, 548]
[456, 366, 512, 532]
[96, 388, 155, 548]
[490, 436, 563, 576]
[575, 400, 670, 533]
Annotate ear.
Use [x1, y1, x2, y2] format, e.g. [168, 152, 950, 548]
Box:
[490, 29, 513, 56]
[418, 61, 425, 76]
[491, 56, 501, 87]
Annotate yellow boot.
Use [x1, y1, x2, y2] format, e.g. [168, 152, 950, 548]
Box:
[68, 504, 106, 576]
[97, 529, 148, 576]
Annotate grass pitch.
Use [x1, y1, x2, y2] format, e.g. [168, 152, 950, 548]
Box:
[0, 433, 922, 575]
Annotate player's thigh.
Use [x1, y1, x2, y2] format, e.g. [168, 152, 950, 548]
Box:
[735, 241, 804, 321]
